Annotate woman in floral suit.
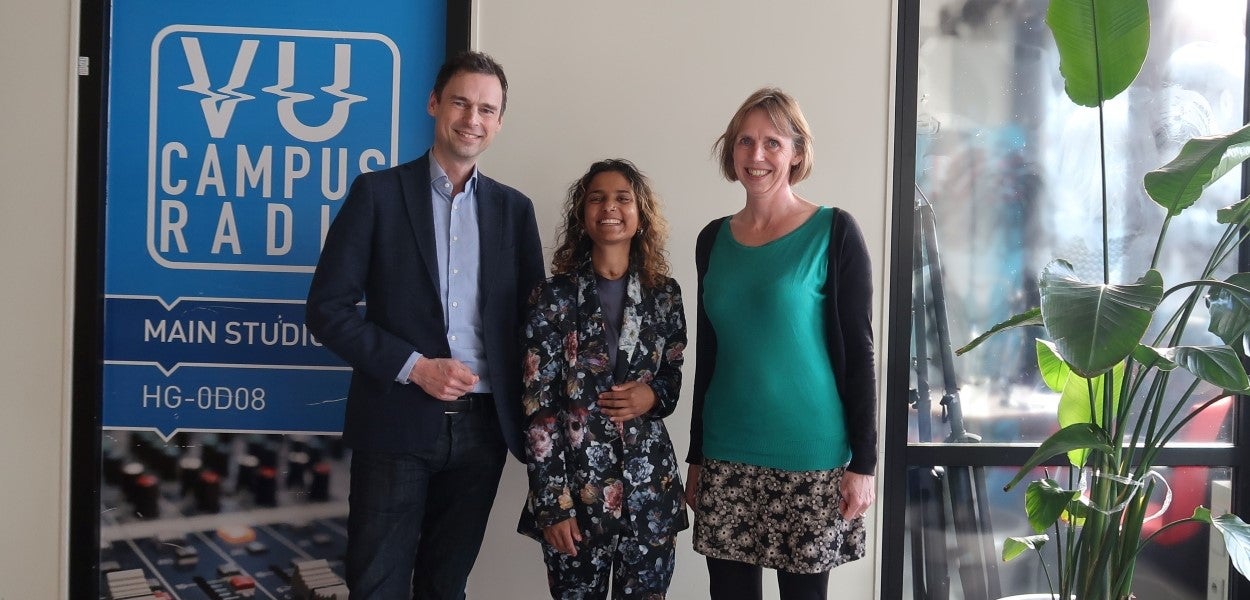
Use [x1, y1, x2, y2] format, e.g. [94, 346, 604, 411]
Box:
[519, 159, 688, 599]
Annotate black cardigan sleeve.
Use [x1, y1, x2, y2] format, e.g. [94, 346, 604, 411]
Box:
[685, 218, 727, 465]
[826, 209, 879, 475]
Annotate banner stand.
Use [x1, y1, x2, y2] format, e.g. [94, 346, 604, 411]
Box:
[72, 3, 468, 597]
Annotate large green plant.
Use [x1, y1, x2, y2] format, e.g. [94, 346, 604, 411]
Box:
[955, 1, 1250, 598]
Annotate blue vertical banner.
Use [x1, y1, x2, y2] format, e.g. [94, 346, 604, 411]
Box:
[105, 1, 445, 438]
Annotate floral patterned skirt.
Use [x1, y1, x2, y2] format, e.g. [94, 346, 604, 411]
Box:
[692, 458, 866, 574]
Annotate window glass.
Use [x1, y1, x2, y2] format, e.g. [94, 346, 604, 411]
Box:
[902, 466, 1234, 599]
[910, 0, 1246, 445]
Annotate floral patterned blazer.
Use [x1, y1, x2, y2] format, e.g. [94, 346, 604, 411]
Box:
[518, 262, 689, 541]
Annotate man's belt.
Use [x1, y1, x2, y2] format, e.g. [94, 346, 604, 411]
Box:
[443, 392, 492, 414]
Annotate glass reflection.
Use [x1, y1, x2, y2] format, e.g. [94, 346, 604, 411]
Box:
[903, 466, 1233, 599]
[903, 1, 1244, 597]
[909, 0, 1246, 445]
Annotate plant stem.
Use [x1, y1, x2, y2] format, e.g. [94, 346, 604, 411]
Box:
[1063, 468, 1079, 598]
[1080, 457, 1116, 598]
[1139, 378, 1202, 477]
[1111, 479, 1153, 598]
[1105, 369, 1118, 458]
[1087, 375, 1099, 439]
[1051, 517, 1063, 598]
[1131, 371, 1169, 477]
[1091, 0, 1109, 286]
[1086, 1, 1121, 590]
[1157, 392, 1230, 454]
[1149, 214, 1173, 270]
[1139, 517, 1199, 551]
[1210, 226, 1250, 269]
[1115, 363, 1142, 473]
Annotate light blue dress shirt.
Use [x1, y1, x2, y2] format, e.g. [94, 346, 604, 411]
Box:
[395, 156, 490, 393]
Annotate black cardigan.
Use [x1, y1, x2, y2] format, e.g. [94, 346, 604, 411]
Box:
[686, 208, 879, 475]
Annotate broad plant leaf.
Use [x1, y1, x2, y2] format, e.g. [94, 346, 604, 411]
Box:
[1036, 340, 1071, 392]
[1169, 346, 1250, 393]
[1132, 344, 1178, 371]
[1005, 423, 1113, 491]
[1036, 339, 1122, 466]
[1217, 196, 1250, 225]
[1057, 361, 1124, 466]
[1003, 534, 1050, 562]
[1196, 507, 1250, 582]
[1025, 479, 1081, 533]
[1046, 0, 1149, 107]
[1207, 273, 1250, 345]
[1063, 499, 1090, 526]
[957, 307, 1042, 356]
[1145, 124, 1250, 216]
[1040, 261, 1163, 378]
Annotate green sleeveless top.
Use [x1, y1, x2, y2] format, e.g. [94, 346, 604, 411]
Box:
[701, 207, 849, 471]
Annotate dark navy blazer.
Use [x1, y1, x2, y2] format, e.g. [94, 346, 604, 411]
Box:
[306, 153, 545, 460]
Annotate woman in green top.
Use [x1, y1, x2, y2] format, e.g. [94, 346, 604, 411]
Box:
[685, 88, 878, 600]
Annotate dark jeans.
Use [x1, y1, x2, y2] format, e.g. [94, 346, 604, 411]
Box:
[345, 407, 508, 600]
[706, 557, 831, 600]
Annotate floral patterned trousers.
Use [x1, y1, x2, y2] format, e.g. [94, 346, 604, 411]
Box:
[541, 529, 676, 600]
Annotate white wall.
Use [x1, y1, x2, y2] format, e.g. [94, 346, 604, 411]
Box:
[469, 2, 896, 598]
[0, 0, 74, 598]
[0, 1, 896, 597]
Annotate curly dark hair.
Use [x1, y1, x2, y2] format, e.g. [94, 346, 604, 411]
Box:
[550, 159, 671, 289]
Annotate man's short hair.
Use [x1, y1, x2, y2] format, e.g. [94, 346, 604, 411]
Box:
[432, 51, 510, 114]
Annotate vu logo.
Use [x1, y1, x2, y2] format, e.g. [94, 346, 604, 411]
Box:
[179, 37, 365, 142]
[146, 25, 401, 273]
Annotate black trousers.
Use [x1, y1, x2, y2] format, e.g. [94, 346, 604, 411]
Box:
[706, 557, 831, 600]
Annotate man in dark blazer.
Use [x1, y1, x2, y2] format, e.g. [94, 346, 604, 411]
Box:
[306, 51, 544, 599]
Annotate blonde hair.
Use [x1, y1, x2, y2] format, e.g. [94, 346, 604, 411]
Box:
[713, 87, 814, 184]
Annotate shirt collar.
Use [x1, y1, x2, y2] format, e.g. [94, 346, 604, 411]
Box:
[429, 154, 479, 198]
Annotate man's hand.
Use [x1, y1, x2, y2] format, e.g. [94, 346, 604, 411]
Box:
[838, 471, 876, 520]
[408, 357, 478, 400]
[542, 518, 582, 556]
[597, 381, 656, 423]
